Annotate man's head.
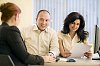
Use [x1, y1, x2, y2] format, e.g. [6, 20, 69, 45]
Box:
[36, 10, 50, 31]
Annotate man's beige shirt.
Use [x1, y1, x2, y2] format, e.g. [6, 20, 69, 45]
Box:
[21, 24, 59, 56]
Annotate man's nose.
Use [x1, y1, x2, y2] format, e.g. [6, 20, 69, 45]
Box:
[42, 20, 46, 24]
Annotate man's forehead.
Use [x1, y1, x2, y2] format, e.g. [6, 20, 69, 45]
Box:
[38, 12, 50, 19]
[38, 11, 50, 16]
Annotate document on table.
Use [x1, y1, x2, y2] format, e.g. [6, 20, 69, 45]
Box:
[69, 43, 92, 58]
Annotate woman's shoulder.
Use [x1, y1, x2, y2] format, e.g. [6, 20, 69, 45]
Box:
[58, 31, 66, 39]
[7, 26, 20, 33]
[4, 26, 21, 35]
[58, 31, 62, 35]
[1, 23, 20, 33]
[58, 31, 67, 36]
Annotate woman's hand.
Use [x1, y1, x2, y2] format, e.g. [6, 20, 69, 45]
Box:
[84, 50, 92, 58]
[62, 50, 71, 58]
[58, 38, 71, 58]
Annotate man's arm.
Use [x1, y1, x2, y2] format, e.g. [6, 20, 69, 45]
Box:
[49, 31, 59, 57]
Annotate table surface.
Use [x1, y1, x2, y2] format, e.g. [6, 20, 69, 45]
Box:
[44, 58, 100, 66]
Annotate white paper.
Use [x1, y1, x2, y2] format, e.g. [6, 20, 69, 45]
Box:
[69, 43, 92, 58]
[92, 53, 99, 58]
[59, 57, 67, 61]
[59, 57, 77, 62]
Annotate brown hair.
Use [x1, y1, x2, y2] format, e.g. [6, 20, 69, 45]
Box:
[36, 10, 50, 19]
[0, 2, 21, 22]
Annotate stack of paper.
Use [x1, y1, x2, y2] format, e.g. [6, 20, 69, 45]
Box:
[69, 43, 92, 58]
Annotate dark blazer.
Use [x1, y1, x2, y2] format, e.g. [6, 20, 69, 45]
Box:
[0, 22, 44, 66]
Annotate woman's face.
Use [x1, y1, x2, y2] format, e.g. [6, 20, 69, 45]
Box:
[69, 19, 80, 32]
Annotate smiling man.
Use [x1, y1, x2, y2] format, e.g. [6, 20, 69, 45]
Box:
[21, 10, 59, 62]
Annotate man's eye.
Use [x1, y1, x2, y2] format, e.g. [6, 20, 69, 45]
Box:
[46, 20, 48, 22]
[40, 18, 44, 21]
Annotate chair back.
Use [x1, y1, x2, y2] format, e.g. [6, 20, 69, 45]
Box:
[0, 54, 15, 66]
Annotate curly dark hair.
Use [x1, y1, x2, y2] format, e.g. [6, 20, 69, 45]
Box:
[61, 12, 89, 42]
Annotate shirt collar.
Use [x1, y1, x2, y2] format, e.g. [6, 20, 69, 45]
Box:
[66, 33, 78, 38]
[33, 24, 48, 32]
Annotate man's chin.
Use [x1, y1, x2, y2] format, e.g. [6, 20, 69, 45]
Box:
[40, 28, 45, 31]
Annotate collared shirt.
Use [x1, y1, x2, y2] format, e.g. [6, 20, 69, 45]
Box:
[58, 31, 88, 51]
[21, 24, 59, 56]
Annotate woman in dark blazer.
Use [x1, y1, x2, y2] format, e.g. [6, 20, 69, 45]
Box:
[0, 2, 44, 66]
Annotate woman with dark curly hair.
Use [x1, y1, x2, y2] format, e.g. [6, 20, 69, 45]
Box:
[58, 12, 92, 58]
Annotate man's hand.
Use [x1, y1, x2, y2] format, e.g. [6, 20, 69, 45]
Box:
[42, 55, 56, 63]
[48, 52, 55, 58]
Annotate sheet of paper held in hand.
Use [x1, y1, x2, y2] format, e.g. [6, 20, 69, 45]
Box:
[69, 43, 92, 58]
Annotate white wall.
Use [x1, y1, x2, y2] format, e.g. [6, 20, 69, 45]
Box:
[0, 0, 33, 29]
[97, 0, 100, 27]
